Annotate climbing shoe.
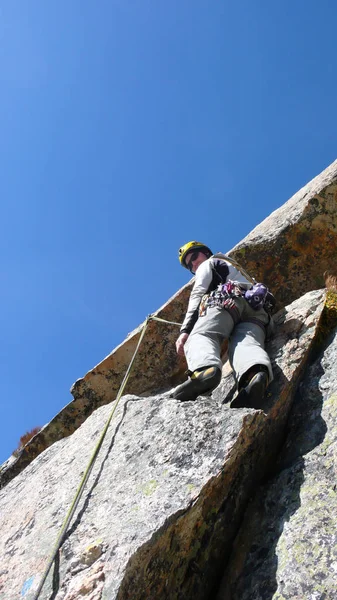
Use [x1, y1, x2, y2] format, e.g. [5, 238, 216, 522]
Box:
[230, 369, 269, 409]
[172, 366, 222, 402]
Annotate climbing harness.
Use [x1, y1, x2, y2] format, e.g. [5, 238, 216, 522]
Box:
[32, 314, 181, 600]
[200, 253, 275, 317]
[201, 281, 246, 312]
[201, 281, 275, 315]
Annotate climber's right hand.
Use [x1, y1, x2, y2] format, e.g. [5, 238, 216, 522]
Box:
[176, 333, 189, 356]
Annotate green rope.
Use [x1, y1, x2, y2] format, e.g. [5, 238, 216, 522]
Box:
[213, 252, 256, 284]
[150, 315, 182, 327]
[32, 313, 181, 599]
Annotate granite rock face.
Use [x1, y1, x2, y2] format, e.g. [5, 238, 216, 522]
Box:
[0, 290, 326, 600]
[230, 160, 337, 310]
[2, 160, 336, 485]
[216, 323, 337, 600]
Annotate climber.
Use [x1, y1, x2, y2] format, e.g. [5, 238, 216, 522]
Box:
[172, 241, 274, 408]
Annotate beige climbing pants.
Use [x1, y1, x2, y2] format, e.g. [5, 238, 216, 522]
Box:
[184, 296, 273, 386]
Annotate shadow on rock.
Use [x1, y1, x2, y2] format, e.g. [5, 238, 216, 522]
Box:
[214, 355, 327, 600]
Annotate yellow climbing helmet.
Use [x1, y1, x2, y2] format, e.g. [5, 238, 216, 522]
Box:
[178, 241, 213, 269]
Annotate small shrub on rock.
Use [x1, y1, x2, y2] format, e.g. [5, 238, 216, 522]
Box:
[13, 426, 42, 457]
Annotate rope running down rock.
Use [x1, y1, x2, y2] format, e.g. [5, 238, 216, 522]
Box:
[32, 314, 181, 600]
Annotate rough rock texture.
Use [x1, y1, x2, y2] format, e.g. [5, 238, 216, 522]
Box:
[231, 159, 337, 309]
[0, 290, 326, 600]
[0, 308, 190, 488]
[216, 324, 337, 600]
[2, 161, 336, 485]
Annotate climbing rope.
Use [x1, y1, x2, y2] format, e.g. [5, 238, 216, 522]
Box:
[150, 315, 182, 327]
[32, 314, 181, 600]
[213, 252, 256, 284]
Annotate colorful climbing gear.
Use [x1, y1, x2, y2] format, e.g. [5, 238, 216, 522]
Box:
[198, 281, 242, 317]
[244, 283, 276, 312]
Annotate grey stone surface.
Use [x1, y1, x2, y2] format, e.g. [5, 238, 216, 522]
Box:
[216, 325, 337, 600]
[230, 158, 337, 309]
[0, 290, 325, 600]
[0, 394, 263, 600]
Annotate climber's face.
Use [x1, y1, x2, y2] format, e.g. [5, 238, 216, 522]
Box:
[185, 250, 208, 273]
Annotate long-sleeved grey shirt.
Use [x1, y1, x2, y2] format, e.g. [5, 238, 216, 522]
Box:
[180, 255, 251, 334]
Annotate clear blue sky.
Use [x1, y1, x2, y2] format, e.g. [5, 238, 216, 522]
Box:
[1, 1, 336, 463]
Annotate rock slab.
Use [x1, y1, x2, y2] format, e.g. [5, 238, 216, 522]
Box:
[0, 290, 326, 600]
[216, 321, 337, 600]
